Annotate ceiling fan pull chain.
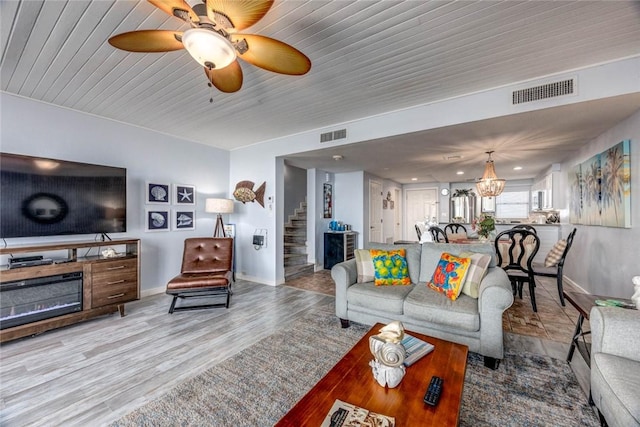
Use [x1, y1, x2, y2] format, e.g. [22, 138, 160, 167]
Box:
[208, 82, 214, 103]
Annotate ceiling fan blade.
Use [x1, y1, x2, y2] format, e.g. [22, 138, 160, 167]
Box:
[148, 0, 200, 24]
[204, 60, 243, 93]
[109, 30, 184, 52]
[231, 34, 311, 75]
[206, 0, 274, 31]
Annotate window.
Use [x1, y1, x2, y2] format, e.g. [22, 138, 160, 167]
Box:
[496, 191, 530, 218]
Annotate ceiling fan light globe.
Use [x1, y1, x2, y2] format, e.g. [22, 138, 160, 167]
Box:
[182, 28, 236, 69]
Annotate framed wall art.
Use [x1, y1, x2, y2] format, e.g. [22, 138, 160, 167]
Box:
[224, 223, 236, 238]
[145, 209, 170, 232]
[146, 182, 170, 204]
[323, 183, 333, 219]
[569, 139, 631, 228]
[173, 210, 195, 231]
[173, 184, 196, 206]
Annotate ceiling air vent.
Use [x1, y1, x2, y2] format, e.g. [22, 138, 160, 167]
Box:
[320, 132, 333, 143]
[512, 78, 575, 105]
[320, 129, 347, 143]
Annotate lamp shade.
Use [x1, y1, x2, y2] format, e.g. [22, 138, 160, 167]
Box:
[205, 198, 234, 214]
[475, 152, 506, 197]
[181, 28, 237, 70]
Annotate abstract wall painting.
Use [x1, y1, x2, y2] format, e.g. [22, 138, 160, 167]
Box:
[600, 139, 631, 228]
[569, 139, 630, 228]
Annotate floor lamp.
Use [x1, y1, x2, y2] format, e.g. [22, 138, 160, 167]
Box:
[205, 198, 234, 237]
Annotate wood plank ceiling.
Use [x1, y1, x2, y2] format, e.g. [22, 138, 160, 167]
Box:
[2, 1, 640, 181]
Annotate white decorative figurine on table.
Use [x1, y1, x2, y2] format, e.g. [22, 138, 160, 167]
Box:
[369, 321, 406, 388]
[632, 276, 640, 310]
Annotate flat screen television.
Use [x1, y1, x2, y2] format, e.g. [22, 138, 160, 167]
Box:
[0, 153, 127, 239]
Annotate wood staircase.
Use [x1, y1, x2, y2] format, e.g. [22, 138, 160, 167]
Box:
[284, 201, 314, 280]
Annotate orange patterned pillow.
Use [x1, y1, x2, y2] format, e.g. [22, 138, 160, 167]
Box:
[427, 253, 471, 300]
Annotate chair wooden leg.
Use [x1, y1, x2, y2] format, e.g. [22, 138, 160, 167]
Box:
[518, 281, 524, 299]
[557, 272, 566, 306]
[529, 278, 537, 312]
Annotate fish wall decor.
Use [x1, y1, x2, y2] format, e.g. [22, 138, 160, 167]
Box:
[233, 180, 266, 207]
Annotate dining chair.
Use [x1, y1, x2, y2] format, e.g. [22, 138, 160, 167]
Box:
[429, 226, 449, 243]
[494, 229, 540, 312]
[533, 228, 577, 306]
[415, 224, 423, 240]
[511, 224, 537, 234]
[444, 223, 467, 236]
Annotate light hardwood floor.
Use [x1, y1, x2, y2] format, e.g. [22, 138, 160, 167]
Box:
[0, 280, 335, 426]
[0, 276, 591, 426]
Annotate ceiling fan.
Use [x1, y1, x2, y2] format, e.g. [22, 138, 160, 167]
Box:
[108, 0, 311, 93]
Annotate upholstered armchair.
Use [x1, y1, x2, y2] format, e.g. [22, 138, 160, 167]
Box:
[590, 306, 640, 427]
[166, 237, 233, 313]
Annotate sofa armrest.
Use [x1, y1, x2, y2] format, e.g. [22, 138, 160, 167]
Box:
[477, 267, 514, 312]
[331, 259, 358, 319]
[476, 267, 514, 359]
[591, 306, 640, 362]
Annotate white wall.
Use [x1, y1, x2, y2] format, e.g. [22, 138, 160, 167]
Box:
[561, 109, 640, 298]
[334, 171, 365, 248]
[0, 93, 230, 296]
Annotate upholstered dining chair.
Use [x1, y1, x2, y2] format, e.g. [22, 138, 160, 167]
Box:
[511, 224, 537, 234]
[429, 226, 449, 243]
[166, 237, 234, 313]
[494, 229, 540, 312]
[533, 228, 577, 306]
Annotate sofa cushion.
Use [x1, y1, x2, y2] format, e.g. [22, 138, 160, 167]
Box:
[354, 249, 375, 283]
[404, 284, 480, 332]
[459, 251, 492, 299]
[370, 249, 411, 286]
[419, 242, 497, 283]
[365, 243, 421, 284]
[427, 253, 471, 300]
[347, 282, 415, 314]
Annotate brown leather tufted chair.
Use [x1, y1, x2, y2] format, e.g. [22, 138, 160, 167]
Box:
[166, 237, 233, 313]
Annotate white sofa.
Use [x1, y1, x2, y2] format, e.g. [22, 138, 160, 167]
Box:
[590, 306, 640, 427]
[331, 242, 513, 369]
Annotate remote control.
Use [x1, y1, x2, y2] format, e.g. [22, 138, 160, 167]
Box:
[423, 376, 443, 406]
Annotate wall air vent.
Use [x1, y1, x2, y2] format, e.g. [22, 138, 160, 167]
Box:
[320, 129, 347, 143]
[512, 78, 576, 105]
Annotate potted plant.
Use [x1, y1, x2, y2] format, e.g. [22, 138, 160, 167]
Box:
[472, 213, 496, 240]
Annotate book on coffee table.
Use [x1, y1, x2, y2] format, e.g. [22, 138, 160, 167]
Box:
[402, 333, 435, 366]
[321, 399, 395, 427]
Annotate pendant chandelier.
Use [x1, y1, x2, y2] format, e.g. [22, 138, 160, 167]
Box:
[476, 151, 506, 197]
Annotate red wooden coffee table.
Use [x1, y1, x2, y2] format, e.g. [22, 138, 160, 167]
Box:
[276, 323, 468, 426]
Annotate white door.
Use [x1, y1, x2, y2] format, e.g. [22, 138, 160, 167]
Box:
[394, 188, 402, 241]
[405, 188, 438, 240]
[369, 180, 383, 243]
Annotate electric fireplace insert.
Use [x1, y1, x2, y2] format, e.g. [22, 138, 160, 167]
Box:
[0, 272, 83, 330]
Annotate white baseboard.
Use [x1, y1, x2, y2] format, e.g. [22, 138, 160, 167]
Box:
[141, 286, 166, 298]
[236, 273, 277, 287]
[563, 276, 589, 294]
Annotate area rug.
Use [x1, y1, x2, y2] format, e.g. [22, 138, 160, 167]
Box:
[111, 311, 598, 427]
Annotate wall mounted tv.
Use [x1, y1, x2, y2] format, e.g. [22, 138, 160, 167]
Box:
[0, 153, 127, 239]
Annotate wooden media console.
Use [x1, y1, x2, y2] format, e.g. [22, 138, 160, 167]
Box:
[0, 238, 140, 343]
